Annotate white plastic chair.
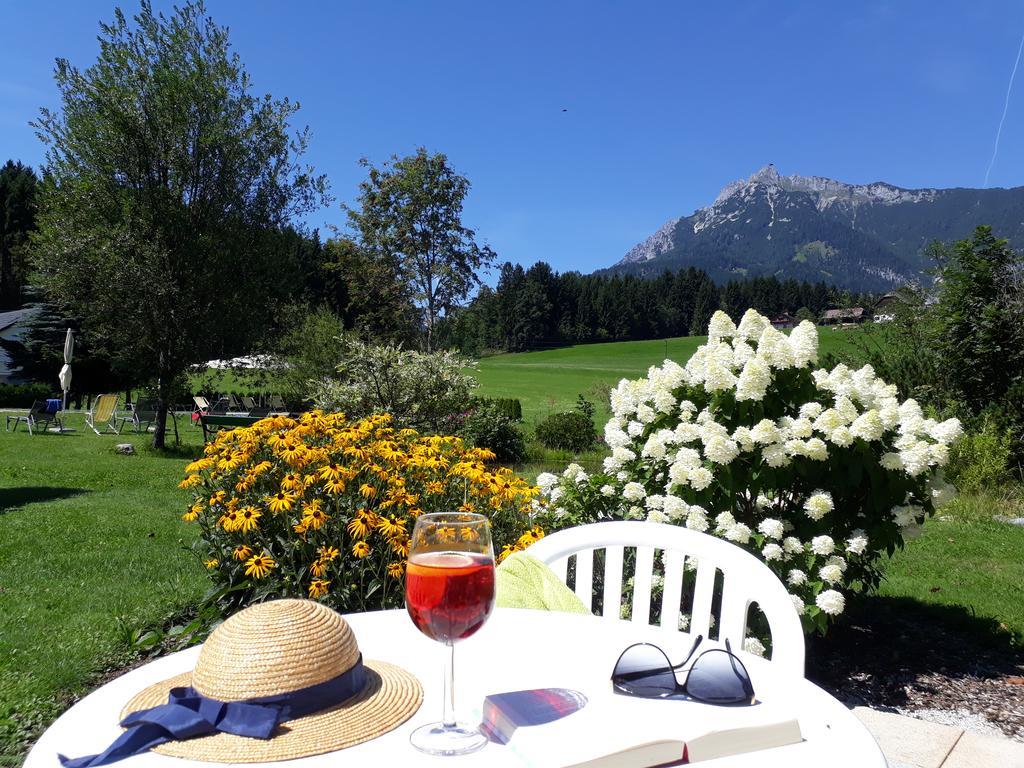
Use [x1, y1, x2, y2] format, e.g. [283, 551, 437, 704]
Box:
[525, 521, 805, 676]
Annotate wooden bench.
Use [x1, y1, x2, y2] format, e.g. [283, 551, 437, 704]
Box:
[198, 414, 265, 442]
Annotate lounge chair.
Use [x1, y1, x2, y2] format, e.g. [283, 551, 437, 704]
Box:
[129, 397, 180, 442]
[5, 400, 64, 435]
[85, 393, 126, 435]
[269, 394, 287, 413]
[241, 396, 257, 412]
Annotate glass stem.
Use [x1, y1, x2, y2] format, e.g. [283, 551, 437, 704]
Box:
[442, 641, 456, 728]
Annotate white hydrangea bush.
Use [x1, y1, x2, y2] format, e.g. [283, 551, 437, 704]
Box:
[537, 309, 962, 635]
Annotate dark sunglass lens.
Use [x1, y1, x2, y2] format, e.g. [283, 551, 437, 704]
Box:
[685, 649, 754, 704]
[612, 643, 677, 697]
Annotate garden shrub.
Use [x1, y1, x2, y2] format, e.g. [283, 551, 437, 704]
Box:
[536, 310, 962, 635]
[944, 417, 1013, 493]
[0, 382, 53, 408]
[180, 410, 540, 613]
[460, 400, 527, 464]
[535, 410, 597, 453]
[472, 396, 522, 422]
[311, 340, 477, 433]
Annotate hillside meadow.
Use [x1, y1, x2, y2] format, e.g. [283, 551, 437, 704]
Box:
[474, 325, 866, 423]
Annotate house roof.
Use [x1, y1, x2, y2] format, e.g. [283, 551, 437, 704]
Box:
[822, 307, 865, 320]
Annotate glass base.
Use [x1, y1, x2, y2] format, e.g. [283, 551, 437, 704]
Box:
[409, 721, 489, 756]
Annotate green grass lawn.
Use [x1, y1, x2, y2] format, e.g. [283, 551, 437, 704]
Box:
[879, 489, 1024, 641]
[0, 415, 206, 764]
[475, 327, 865, 423]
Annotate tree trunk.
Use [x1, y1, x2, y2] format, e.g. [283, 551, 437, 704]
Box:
[152, 375, 169, 450]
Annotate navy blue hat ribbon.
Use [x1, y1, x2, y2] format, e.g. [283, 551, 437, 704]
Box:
[59, 655, 367, 768]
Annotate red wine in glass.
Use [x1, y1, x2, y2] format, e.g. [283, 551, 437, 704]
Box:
[405, 512, 496, 756]
[406, 552, 496, 643]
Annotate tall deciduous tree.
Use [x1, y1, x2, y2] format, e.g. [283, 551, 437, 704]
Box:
[346, 148, 494, 352]
[933, 226, 1024, 411]
[0, 160, 38, 308]
[32, 1, 328, 447]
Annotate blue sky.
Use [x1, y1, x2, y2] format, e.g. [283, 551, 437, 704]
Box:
[2, 1, 1023, 276]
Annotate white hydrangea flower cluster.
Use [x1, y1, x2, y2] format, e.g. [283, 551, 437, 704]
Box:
[538, 310, 962, 632]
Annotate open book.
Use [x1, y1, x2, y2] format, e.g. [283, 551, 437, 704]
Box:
[562, 719, 802, 767]
[492, 689, 802, 768]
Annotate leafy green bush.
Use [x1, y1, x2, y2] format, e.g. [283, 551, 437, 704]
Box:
[534, 410, 597, 453]
[310, 339, 477, 433]
[945, 417, 1014, 493]
[0, 382, 54, 408]
[472, 396, 522, 422]
[461, 401, 526, 463]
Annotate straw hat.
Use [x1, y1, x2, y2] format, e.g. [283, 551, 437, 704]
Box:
[121, 599, 422, 762]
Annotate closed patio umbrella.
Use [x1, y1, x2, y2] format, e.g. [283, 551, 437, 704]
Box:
[59, 328, 74, 411]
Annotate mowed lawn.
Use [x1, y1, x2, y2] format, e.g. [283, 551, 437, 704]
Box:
[476, 327, 865, 423]
[0, 415, 206, 763]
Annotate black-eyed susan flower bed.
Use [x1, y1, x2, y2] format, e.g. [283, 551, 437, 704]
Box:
[180, 411, 543, 612]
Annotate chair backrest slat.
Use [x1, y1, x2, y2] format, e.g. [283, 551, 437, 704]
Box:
[630, 545, 655, 625]
[602, 545, 624, 619]
[525, 521, 806, 677]
[689, 558, 716, 638]
[660, 549, 686, 631]
[719, 580, 751, 648]
[573, 549, 594, 612]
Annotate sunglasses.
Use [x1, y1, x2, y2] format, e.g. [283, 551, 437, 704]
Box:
[611, 635, 755, 705]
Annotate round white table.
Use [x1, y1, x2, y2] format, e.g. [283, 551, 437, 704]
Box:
[26, 608, 886, 767]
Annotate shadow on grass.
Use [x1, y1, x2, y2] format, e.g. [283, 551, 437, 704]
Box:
[0, 486, 87, 513]
[807, 594, 1024, 712]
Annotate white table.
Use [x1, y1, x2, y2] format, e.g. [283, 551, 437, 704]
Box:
[26, 609, 886, 767]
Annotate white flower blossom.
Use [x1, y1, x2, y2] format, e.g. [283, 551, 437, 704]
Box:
[724, 523, 752, 544]
[758, 518, 785, 540]
[685, 506, 709, 532]
[850, 410, 884, 441]
[622, 482, 646, 502]
[929, 418, 964, 445]
[735, 357, 771, 402]
[663, 495, 688, 521]
[757, 326, 796, 369]
[536, 472, 558, 491]
[703, 434, 740, 465]
[819, 564, 843, 584]
[736, 309, 769, 341]
[707, 310, 738, 342]
[783, 536, 804, 555]
[750, 419, 781, 444]
[688, 467, 714, 491]
[743, 637, 766, 657]
[804, 492, 834, 521]
[846, 532, 868, 555]
[816, 589, 846, 616]
[647, 508, 668, 524]
[600, 484, 616, 497]
[762, 542, 784, 561]
[810, 535, 836, 556]
[787, 569, 807, 586]
[789, 321, 819, 367]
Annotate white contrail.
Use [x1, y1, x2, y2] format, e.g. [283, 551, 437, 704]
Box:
[984, 29, 1024, 188]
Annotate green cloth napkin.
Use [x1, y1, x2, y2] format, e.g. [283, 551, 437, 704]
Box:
[495, 552, 590, 614]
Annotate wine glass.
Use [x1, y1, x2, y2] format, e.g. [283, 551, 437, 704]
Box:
[405, 512, 496, 755]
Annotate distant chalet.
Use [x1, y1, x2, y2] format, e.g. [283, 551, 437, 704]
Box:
[820, 307, 866, 325]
